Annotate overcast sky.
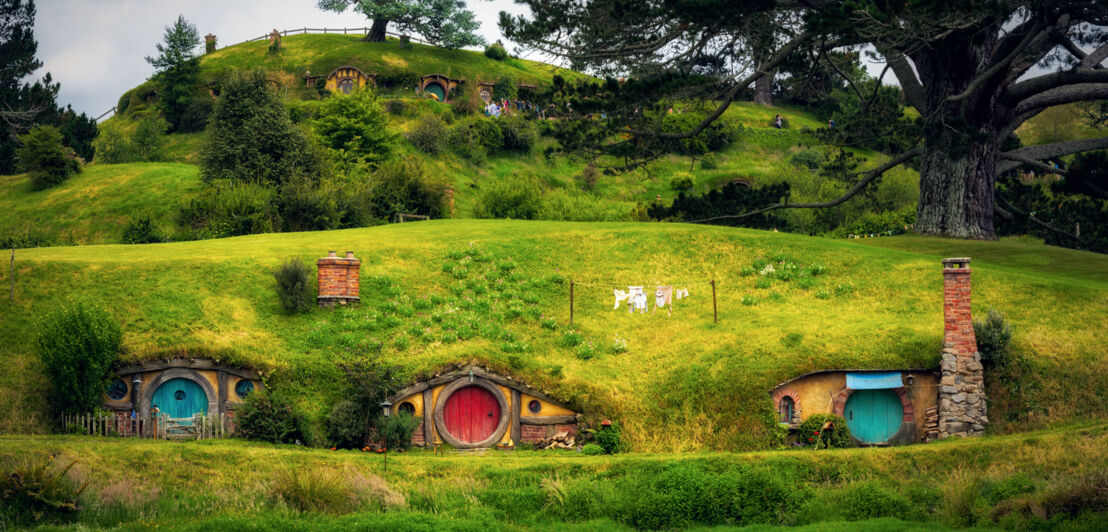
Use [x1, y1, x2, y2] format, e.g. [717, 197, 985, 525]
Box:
[33, 0, 528, 116]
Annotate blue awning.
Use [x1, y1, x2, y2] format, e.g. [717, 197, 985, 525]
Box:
[846, 372, 903, 390]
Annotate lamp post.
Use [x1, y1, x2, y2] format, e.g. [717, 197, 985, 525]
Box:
[380, 399, 391, 473]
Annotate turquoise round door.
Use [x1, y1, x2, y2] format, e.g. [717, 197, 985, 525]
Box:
[151, 378, 208, 421]
[425, 82, 445, 101]
[844, 389, 903, 443]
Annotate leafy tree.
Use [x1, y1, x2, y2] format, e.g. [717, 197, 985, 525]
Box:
[318, 0, 484, 49]
[131, 115, 168, 161]
[16, 124, 79, 189]
[1, 0, 64, 174]
[145, 15, 202, 132]
[313, 87, 392, 166]
[36, 301, 121, 416]
[201, 69, 322, 186]
[502, 1, 1108, 240]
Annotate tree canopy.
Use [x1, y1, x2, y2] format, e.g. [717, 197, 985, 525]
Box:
[318, 0, 484, 49]
[146, 15, 202, 132]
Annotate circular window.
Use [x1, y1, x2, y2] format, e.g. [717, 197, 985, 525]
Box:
[398, 401, 415, 415]
[235, 379, 255, 399]
[528, 400, 541, 414]
[338, 78, 355, 94]
[106, 379, 128, 400]
[174, 390, 186, 401]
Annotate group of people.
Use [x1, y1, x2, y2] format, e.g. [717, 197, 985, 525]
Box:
[484, 99, 536, 118]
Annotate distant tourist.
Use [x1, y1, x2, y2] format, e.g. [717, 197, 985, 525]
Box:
[774, 114, 783, 129]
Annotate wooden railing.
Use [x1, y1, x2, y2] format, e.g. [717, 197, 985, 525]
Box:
[62, 412, 234, 440]
[231, 28, 428, 47]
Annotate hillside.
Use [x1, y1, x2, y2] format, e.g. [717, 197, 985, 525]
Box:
[2, 221, 1106, 451]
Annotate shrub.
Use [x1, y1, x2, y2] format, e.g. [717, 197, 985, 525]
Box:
[796, 414, 851, 448]
[579, 163, 600, 191]
[974, 309, 1013, 367]
[499, 116, 537, 152]
[378, 411, 420, 451]
[377, 72, 419, 91]
[36, 302, 121, 416]
[363, 157, 446, 221]
[271, 468, 354, 514]
[449, 116, 502, 161]
[406, 114, 447, 153]
[177, 97, 214, 133]
[275, 177, 346, 232]
[839, 482, 911, 520]
[178, 183, 278, 238]
[450, 84, 485, 116]
[120, 216, 164, 244]
[484, 42, 507, 60]
[92, 121, 135, 163]
[575, 342, 597, 360]
[314, 87, 393, 167]
[235, 389, 305, 444]
[383, 99, 406, 115]
[581, 443, 605, 455]
[474, 179, 542, 219]
[17, 125, 80, 190]
[130, 115, 169, 162]
[790, 148, 824, 169]
[492, 74, 518, 101]
[595, 421, 622, 454]
[670, 172, 695, 191]
[700, 153, 718, 170]
[0, 456, 86, 527]
[274, 257, 312, 313]
[326, 400, 366, 449]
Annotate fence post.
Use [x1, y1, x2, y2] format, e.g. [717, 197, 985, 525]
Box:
[711, 279, 718, 323]
[569, 279, 574, 326]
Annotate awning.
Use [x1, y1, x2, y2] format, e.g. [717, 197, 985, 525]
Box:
[846, 372, 903, 390]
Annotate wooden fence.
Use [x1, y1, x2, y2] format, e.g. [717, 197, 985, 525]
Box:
[232, 28, 427, 47]
[62, 412, 234, 440]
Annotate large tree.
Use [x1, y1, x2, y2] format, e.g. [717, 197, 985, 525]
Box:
[1, 0, 55, 173]
[318, 0, 484, 49]
[502, 1, 1108, 239]
[145, 15, 202, 132]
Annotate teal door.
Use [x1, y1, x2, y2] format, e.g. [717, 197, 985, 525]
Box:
[425, 82, 445, 101]
[151, 378, 208, 422]
[844, 389, 903, 443]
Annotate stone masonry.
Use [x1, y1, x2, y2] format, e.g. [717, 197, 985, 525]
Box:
[317, 251, 361, 307]
[938, 257, 987, 438]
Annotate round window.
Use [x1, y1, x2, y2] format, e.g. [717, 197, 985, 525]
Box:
[235, 379, 254, 399]
[398, 401, 415, 415]
[528, 400, 541, 414]
[106, 379, 128, 400]
[339, 78, 355, 94]
[174, 390, 186, 401]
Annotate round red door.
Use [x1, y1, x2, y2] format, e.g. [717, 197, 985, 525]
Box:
[442, 386, 501, 444]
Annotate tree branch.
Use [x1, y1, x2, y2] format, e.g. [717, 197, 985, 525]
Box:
[1014, 83, 1108, 115]
[687, 148, 921, 223]
[996, 136, 1108, 174]
[1081, 41, 1108, 68]
[1004, 68, 1108, 104]
[997, 153, 1066, 175]
[995, 196, 1091, 249]
[876, 47, 928, 113]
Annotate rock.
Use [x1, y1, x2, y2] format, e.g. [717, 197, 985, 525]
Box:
[951, 393, 967, 403]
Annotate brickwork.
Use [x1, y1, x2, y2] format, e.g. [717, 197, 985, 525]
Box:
[938, 258, 987, 438]
[520, 424, 548, 443]
[411, 422, 425, 445]
[555, 424, 577, 436]
[317, 251, 361, 307]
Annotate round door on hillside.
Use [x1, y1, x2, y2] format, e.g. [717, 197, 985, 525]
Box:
[844, 389, 903, 443]
[151, 378, 208, 422]
[442, 385, 500, 444]
[425, 82, 445, 101]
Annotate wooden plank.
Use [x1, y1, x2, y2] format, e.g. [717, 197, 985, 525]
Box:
[510, 390, 521, 445]
[422, 388, 434, 446]
[520, 415, 577, 425]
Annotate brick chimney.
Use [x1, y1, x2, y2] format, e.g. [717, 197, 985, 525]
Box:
[317, 250, 361, 308]
[938, 257, 987, 438]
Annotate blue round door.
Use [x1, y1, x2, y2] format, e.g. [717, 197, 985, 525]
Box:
[425, 82, 445, 101]
[844, 389, 903, 443]
[151, 378, 208, 421]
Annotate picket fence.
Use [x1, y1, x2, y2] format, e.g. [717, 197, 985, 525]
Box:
[62, 412, 234, 440]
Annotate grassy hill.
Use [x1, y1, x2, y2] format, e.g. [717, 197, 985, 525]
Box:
[2, 221, 1106, 452]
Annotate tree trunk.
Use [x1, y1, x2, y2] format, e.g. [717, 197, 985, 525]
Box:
[753, 70, 775, 106]
[364, 19, 388, 42]
[915, 133, 1000, 239]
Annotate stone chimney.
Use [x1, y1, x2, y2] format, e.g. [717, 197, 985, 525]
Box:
[938, 257, 987, 438]
[317, 250, 361, 308]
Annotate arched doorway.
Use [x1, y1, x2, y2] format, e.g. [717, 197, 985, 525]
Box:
[424, 82, 445, 101]
[442, 386, 501, 444]
[844, 389, 904, 443]
[151, 378, 209, 422]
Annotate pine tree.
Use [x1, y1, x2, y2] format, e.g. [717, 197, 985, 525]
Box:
[146, 15, 202, 132]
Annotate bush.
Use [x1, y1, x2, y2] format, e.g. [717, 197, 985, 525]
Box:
[974, 309, 1013, 367]
[484, 42, 508, 60]
[796, 414, 852, 448]
[700, 153, 718, 170]
[377, 71, 419, 91]
[92, 121, 135, 163]
[130, 116, 169, 162]
[670, 172, 695, 191]
[378, 411, 420, 451]
[790, 148, 824, 169]
[235, 389, 306, 444]
[474, 179, 542, 219]
[177, 97, 214, 133]
[17, 125, 80, 190]
[499, 116, 537, 152]
[581, 443, 605, 455]
[492, 74, 518, 101]
[406, 114, 447, 153]
[579, 163, 600, 191]
[178, 183, 278, 238]
[383, 99, 406, 115]
[326, 400, 367, 449]
[120, 216, 164, 244]
[363, 157, 446, 221]
[274, 257, 312, 313]
[314, 87, 393, 167]
[595, 421, 622, 454]
[275, 177, 345, 232]
[451, 84, 485, 116]
[449, 116, 502, 161]
[271, 468, 354, 514]
[0, 456, 86, 527]
[839, 482, 911, 520]
[36, 302, 121, 416]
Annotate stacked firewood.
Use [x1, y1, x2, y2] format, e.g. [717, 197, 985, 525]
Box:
[923, 406, 940, 442]
[535, 430, 576, 450]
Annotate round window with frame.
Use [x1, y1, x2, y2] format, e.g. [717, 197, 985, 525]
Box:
[235, 379, 255, 399]
[338, 78, 355, 94]
[527, 400, 542, 414]
[106, 379, 128, 400]
[398, 401, 416, 416]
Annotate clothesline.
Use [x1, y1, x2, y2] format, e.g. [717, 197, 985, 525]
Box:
[569, 279, 716, 288]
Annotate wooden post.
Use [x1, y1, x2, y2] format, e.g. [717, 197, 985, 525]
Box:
[8, 248, 13, 303]
[569, 279, 575, 326]
[711, 279, 718, 323]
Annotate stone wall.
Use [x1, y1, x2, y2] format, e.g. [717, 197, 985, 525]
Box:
[938, 258, 987, 438]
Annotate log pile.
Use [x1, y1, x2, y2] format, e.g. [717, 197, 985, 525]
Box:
[535, 430, 576, 450]
[923, 406, 940, 442]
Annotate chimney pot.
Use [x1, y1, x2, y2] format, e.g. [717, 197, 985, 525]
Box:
[345, 251, 355, 258]
[328, 250, 337, 257]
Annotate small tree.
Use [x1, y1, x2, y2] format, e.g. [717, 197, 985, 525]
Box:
[378, 411, 420, 450]
[17, 125, 79, 190]
[36, 302, 122, 416]
[274, 257, 312, 313]
[131, 116, 168, 162]
[235, 389, 305, 444]
[145, 15, 202, 132]
[974, 309, 1013, 368]
[313, 88, 393, 167]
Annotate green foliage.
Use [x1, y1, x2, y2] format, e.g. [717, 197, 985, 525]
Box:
[17, 125, 79, 190]
[201, 69, 321, 186]
[451, 84, 485, 116]
[700, 153, 718, 170]
[660, 112, 739, 155]
[326, 400, 366, 449]
[378, 411, 420, 451]
[790, 148, 824, 169]
[406, 114, 447, 153]
[91, 121, 135, 164]
[130, 116, 169, 162]
[235, 389, 305, 444]
[498, 116, 537, 152]
[120, 216, 164, 244]
[475, 179, 542, 219]
[484, 42, 507, 60]
[796, 414, 851, 448]
[383, 99, 406, 115]
[177, 97, 213, 133]
[839, 482, 911, 521]
[36, 302, 121, 416]
[974, 309, 1013, 368]
[581, 443, 604, 455]
[0, 456, 86, 527]
[362, 157, 446, 221]
[594, 421, 622, 454]
[578, 163, 599, 191]
[493, 74, 518, 101]
[145, 16, 202, 132]
[670, 172, 694, 191]
[649, 180, 789, 229]
[271, 468, 354, 514]
[177, 182, 278, 238]
[313, 88, 393, 167]
[827, 206, 915, 238]
[274, 257, 312, 313]
[337, 356, 405, 424]
[448, 116, 502, 162]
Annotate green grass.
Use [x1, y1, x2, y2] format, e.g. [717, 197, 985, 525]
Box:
[0, 163, 202, 245]
[1, 221, 1106, 450]
[2, 423, 1106, 530]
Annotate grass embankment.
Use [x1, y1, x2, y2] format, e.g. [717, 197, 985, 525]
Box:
[1, 221, 1106, 449]
[2, 424, 1107, 530]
